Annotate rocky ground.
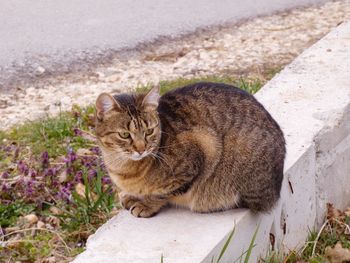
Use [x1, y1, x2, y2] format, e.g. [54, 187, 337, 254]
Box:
[1, 0, 350, 130]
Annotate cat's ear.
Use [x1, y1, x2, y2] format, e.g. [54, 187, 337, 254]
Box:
[142, 85, 160, 111]
[95, 93, 119, 120]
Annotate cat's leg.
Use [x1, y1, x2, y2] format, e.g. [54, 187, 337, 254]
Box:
[129, 195, 168, 218]
[119, 191, 168, 218]
[190, 193, 240, 213]
[189, 175, 241, 213]
[118, 191, 141, 210]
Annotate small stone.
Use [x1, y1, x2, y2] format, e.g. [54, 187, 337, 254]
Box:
[97, 72, 105, 78]
[24, 214, 38, 225]
[75, 183, 97, 201]
[110, 207, 119, 216]
[105, 74, 120, 82]
[75, 183, 86, 198]
[45, 223, 54, 230]
[0, 99, 8, 109]
[5, 226, 20, 233]
[58, 170, 68, 183]
[35, 66, 46, 75]
[49, 206, 62, 215]
[45, 256, 56, 263]
[344, 207, 350, 217]
[47, 216, 60, 228]
[37, 221, 45, 229]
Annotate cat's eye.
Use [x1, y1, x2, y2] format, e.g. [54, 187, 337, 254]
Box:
[145, 128, 154, 136]
[118, 132, 130, 139]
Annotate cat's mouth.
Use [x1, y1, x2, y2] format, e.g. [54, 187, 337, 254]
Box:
[130, 151, 149, 161]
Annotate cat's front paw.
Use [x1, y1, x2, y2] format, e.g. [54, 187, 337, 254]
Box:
[118, 192, 139, 210]
[130, 202, 158, 218]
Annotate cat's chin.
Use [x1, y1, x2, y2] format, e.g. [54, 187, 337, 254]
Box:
[130, 156, 143, 161]
[129, 152, 149, 161]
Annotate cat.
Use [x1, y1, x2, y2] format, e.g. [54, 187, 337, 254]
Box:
[95, 82, 286, 218]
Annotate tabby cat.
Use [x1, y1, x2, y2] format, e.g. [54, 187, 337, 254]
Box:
[95, 82, 286, 218]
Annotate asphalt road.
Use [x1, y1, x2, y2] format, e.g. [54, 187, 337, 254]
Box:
[0, 0, 327, 90]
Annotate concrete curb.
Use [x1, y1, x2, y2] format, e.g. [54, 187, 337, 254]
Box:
[73, 21, 350, 262]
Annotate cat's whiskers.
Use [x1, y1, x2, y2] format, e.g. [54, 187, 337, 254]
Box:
[103, 155, 122, 164]
[103, 151, 129, 167]
[103, 157, 128, 168]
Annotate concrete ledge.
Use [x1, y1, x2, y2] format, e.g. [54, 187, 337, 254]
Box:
[74, 21, 350, 262]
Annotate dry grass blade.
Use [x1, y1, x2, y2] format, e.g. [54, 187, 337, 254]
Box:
[311, 219, 329, 257]
[1, 227, 71, 252]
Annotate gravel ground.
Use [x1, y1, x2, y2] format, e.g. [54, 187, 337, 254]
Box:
[1, 0, 349, 130]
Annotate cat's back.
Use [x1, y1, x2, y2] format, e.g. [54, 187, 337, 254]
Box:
[157, 82, 277, 133]
[159, 82, 251, 108]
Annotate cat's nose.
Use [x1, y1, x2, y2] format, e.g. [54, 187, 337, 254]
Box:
[134, 141, 146, 154]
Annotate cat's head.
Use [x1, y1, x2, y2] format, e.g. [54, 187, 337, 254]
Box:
[95, 86, 161, 162]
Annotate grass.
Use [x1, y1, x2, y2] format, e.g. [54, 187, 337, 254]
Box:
[161, 224, 259, 263]
[0, 201, 35, 228]
[0, 74, 268, 262]
[211, 225, 259, 263]
[260, 204, 350, 263]
[0, 103, 116, 262]
[4, 105, 96, 157]
[137, 75, 265, 95]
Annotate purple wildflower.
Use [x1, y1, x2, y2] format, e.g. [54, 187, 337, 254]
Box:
[17, 160, 29, 175]
[41, 151, 50, 167]
[65, 167, 73, 175]
[1, 172, 10, 179]
[25, 180, 34, 197]
[81, 157, 92, 168]
[58, 186, 71, 202]
[1, 183, 9, 192]
[51, 180, 59, 188]
[90, 147, 101, 155]
[44, 168, 56, 178]
[29, 169, 37, 178]
[26, 179, 34, 187]
[102, 176, 111, 184]
[88, 169, 97, 180]
[74, 170, 83, 183]
[4, 146, 12, 152]
[65, 150, 77, 166]
[100, 161, 107, 171]
[25, 188, 34, 197]
[73, 128, 83, 136]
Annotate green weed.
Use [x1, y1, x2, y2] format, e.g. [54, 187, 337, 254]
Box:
[59, 167, 117, 233]
[3, 105, 95, 158]
[0, 201, 35, 228]
[137, 75, 264, 95]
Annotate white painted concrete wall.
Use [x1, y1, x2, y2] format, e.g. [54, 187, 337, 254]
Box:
[74, 21, 350, 263]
